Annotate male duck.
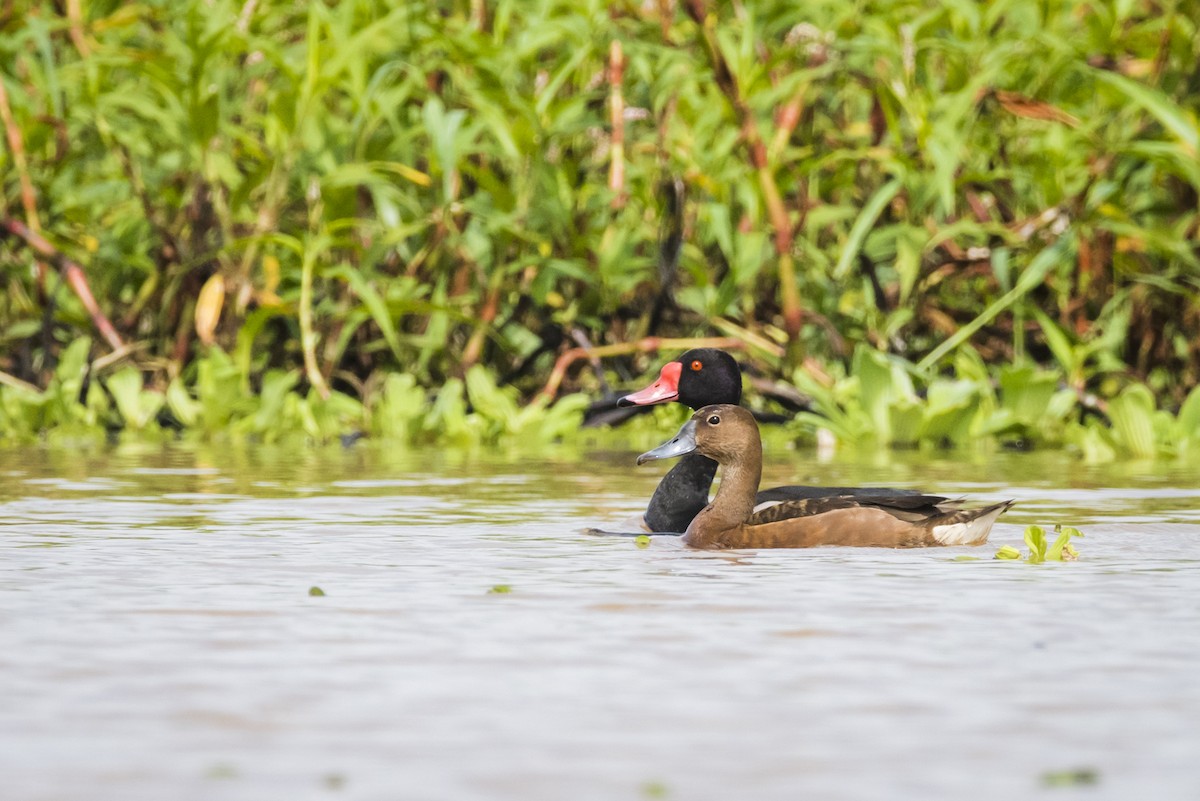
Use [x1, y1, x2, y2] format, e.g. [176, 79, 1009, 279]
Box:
[639, 405, 1013, 549]
[619, 348, 924, 533]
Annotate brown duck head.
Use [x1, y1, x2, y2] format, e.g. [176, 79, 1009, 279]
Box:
[637, 403, 761, 467]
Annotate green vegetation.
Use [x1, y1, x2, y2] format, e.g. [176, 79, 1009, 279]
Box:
[308, 585, 326, 597]
[487, 584, 513, 594]
[1, 1, 1197, 453]
[790, 345, 1200, 460]
[995, 524, 1083, 562]
[1040, 768, 1100, 787]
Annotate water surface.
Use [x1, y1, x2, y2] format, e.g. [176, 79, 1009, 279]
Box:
[2, 442, 1198, 800]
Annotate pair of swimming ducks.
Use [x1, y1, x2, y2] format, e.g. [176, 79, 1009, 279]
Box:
[617, 348, 1013, 550]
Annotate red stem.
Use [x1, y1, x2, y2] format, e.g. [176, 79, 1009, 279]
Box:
[0, 219, 125, 351]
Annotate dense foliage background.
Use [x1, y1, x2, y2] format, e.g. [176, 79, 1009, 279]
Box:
[1, 0, 1198, 451]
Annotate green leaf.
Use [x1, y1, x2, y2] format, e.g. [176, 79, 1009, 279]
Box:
[106, 367, 163, 431]
[1024, 525, 1047, 563]
[55, 338, 92, 391]
[1107, 384, 1158, 458]
[166, 379, 200, 427]
[328, 266, 403, 363]
[917, 236, 1072, 370]
[1046, 526, 1083, 561]
[833, 179, 902, 280]
[1094, 69, 1198, 156]
[1176, 385, 1200, 438]
[1031, 307, 1079, 382]
[998, 365, 1059, 425]
[994, 545, 1022, 560]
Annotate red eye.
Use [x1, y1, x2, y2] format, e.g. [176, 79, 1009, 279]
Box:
[690, 360, 703, 371]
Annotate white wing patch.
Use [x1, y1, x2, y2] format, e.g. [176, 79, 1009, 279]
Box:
[932, 505, 1008, 545]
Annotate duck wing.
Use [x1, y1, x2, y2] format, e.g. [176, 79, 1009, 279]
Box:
[747, 494, 960, 526]
[754, 485, 933, 505]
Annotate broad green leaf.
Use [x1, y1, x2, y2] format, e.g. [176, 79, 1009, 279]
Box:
[106, 367, 163, 431]
[1107, 384, 1158, 458]
[166, 379, 200, 427]
[1047, 526, 1083, 561]
[1024, 525, 1047, 563]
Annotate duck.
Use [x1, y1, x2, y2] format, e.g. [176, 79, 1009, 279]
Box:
[638, 404, 1013, 549]
[618, 348, 926, 533]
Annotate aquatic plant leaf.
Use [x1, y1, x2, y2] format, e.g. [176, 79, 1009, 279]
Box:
[999, 366, 1059, 424]
[308, 390, 365, 439]
[427, 378, 469, 440]
[54, 338, 92, 394]
[919, 379, 979, 443]
[1107, 384, 1158, 458]
[1176, 386, 1200, 441]
[854, 347, 913, 444]
[465, 365, 518, 427]
[105, 368, 154, 430]
[1024, 525, 1047, 563]
[1041, 767, 1099, 787]
[1047, 526, 1083, 561]
[166, 379, 200, 427]
[1071, 421, 1118, 464]
[889, 400, 924, 446]
[1045, 389, 1078, 425]
[994, 545, 1021, 560]
[252, 370, 301, 433]
[372, 373, 426, 442]
[196, 347, 249, 430]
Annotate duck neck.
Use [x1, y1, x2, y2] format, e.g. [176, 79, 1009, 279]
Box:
[643, 452, 719, 533]
[684, 457, 761, 547]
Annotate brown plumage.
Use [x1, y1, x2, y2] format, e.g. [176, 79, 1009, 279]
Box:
[638, 405, 1013, 550]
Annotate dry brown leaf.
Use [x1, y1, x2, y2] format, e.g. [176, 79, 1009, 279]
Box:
[195, 273, 225, 345]
[980, 88, 1080, 128]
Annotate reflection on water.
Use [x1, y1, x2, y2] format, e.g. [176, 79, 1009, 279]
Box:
[1, 441, 1198, 801]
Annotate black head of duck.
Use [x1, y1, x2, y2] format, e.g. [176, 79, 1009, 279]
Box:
[619, 348, 742, 409]
[639, 404, 1014, 550]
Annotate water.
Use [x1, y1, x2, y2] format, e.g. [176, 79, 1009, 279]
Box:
[2, 442, 1199, 801]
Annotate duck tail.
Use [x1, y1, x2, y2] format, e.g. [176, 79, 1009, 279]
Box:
[929, 500, 1015, 546]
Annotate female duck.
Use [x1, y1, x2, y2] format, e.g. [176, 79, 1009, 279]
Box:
[639, 404, 1013, 549]
[619, 348, 923, 533]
